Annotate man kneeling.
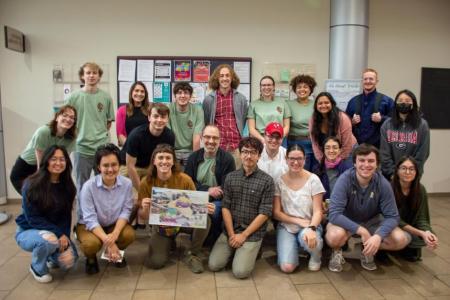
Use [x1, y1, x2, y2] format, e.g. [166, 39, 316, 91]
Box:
[326, 144, 410, 272]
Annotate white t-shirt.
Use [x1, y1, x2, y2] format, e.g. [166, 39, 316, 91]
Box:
[275, 173, 325, 233]
[257, 146, 288, 181]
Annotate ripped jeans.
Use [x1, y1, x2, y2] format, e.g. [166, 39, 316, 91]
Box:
[15, 227, 78, 275]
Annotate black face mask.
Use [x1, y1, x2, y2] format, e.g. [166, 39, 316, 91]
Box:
[396, 103, 413, 114]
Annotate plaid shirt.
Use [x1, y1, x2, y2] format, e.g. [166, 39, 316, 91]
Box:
[222, 168, 274, 241]
[215, 90, 241, 151]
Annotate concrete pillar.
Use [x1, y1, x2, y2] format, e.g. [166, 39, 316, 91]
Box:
[329, 0, 369, 79]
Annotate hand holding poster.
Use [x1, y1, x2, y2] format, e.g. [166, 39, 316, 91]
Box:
[149, 187, 209, 229]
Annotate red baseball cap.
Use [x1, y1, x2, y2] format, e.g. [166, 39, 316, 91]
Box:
[265, 122, 283, 137]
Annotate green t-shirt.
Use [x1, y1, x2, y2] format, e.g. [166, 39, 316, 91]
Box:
[247, 97, 291, 134]
[286, 99, 314, 137]
[20, 125, 75, 165]
[167, 103, 204, 151]
[196, 156, 217, 187]
[66, 89, 114, 156]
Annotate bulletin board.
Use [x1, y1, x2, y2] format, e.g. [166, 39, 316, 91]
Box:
[116, 56, 252, 108]
[420, 67, 450, 129]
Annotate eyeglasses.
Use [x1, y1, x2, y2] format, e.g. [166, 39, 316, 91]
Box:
[62, 113, 76, 120]
[287, 157, 305, 162]
[399, 166, 416, 173]
[202, 135, 220, 141]
[241, 150, 259, 156]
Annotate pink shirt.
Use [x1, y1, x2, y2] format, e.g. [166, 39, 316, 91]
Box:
[309, 111, 357, 162]
[116, 105, 127, 137]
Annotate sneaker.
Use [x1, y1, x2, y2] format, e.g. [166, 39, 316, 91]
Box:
[29, 266, 52, 283]
[85, 257, 99, 275]
[308, 258, 321, 271]
[360, 253, 377, 271]
[46, 260, 59, 269]
[114, 257, 127, 268]
[328, 249, 345, 272]
[183, 251, 204, 274]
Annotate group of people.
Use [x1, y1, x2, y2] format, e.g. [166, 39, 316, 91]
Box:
[11, 62, 437, 283]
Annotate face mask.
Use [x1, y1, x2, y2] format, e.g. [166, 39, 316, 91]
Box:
[396, 103, 413, 114]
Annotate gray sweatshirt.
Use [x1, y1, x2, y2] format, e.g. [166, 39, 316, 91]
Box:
[380, 117, 430, 178]
[328, 168, 400, 239]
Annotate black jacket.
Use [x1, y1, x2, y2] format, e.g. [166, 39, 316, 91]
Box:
[185, 148, 236, 202]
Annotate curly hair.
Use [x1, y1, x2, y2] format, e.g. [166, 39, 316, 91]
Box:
[208, 64, 240, 90]
[290, 74, 317, 95]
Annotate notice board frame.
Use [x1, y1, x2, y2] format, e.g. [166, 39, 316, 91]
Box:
[116, 55, 252, 108]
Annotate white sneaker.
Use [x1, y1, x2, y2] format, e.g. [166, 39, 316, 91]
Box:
[29, 266, 52, 283]
[308, 259, 321, 271]
[328, 249, 345, 272]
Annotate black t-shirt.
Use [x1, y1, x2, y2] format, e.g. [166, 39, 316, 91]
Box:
[123, 124, 175, 168]
[125, 107, 148, 135]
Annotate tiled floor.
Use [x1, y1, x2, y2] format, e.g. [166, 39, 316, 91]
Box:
[0, 196, 450, 300]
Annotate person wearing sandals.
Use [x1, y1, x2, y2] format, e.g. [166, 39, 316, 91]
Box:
[15, 146, 77, 283]
[392, 156, 438, 261]
[325, 144, 410, 272]
[273, 144, 325, 272]
[76, 144, 135, 274]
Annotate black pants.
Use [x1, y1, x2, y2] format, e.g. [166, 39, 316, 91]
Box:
[10, 156, 37, 194]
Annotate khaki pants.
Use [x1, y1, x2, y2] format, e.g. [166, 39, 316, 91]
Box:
[120, 165, 148, 224]
[208, 233, 262, 279]
[76, 223, 136, 259]
[148, 217, 211, 269]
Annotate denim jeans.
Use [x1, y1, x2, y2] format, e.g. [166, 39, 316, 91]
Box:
[15, 227, 78, 275]
[276, 224, 323, 267]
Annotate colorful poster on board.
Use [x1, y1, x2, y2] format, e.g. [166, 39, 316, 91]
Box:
[150, 187, 209, 229]
[153, 82, 171, 103]
[193, 60, 210, 82]
[174, 60, 191, 81]
[190, 83, 208, 105]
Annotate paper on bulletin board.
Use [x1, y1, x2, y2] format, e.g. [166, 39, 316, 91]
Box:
[119, 81, 134, 104]
[137, 60, 154, 82]
[153, 82, 171, 103]
[142, 81, 153, 102]
[155, 60, 171, 82]
[174, 60, 191, 81]
[234, 61, 250, 83]
[325, 79, 361, 111]
[190, 83, 208, 105]
[118, 59, 136, 82]
[193, 60, 210, 82]
[237, 84, 250, 104]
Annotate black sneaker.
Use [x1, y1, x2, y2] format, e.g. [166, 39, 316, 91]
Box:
[114, 257, 127, 268]
[85, 257, 99, 274]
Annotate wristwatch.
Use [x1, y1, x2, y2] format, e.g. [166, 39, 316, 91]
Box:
[308, 226, 317, 231]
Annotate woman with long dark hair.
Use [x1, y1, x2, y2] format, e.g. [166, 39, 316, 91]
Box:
[138, 144, 213, 273]
[273, 144, 325, 273]
[309, 92, 357, 163]
[10, 105, 77, 194]
[116, 81, 150, 146]
[314, 136, 352, 201]
[15, 145, 77, 283]
[391, 156, 438, 261]
[380, 89, 430, 179]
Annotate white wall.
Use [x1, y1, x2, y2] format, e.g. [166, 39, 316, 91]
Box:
[368, 0, 450, 192]
[0, 0, 449, 197]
